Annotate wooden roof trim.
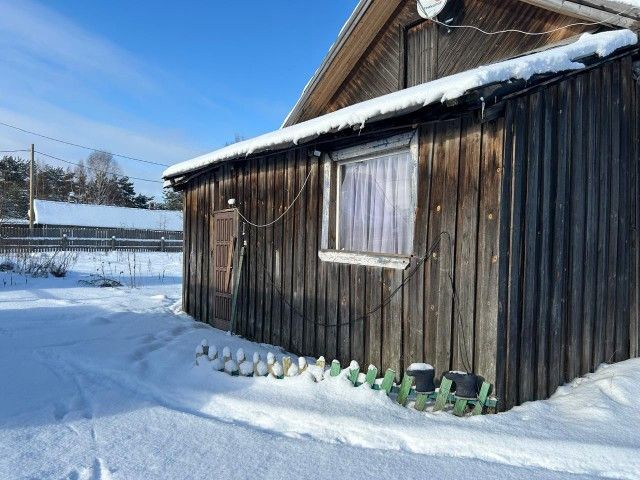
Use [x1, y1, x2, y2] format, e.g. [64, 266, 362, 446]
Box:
[519, 0, 639, 27]
[283, 0, 403, 127]
[281, 0, 372, 128]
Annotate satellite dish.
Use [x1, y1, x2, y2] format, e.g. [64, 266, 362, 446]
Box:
[417, 0, 448, 19]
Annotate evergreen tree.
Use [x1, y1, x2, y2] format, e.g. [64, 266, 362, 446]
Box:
[159, 189, 183, 210]
[0, 155, 29, 219]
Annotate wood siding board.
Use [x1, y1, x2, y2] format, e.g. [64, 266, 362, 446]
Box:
[326, 262, 340, 361]
[606, 64, 621, 363]
[549, 80, 572, 392]
[439, 118, 461, 375]
[271, 157, 285, 346]
[475, 117, 504, 387]
[536, 86, 557, 400]
[183, 187, 191, 315]
[616, 57, 632, 362]
[505, 97, 528, 409]
[304, 158, 320, 356]
[366, 267, 383, 368]
[631, 67, 640, 358]
[424, 120, 449, 375]
[247, 160, 258, 338]
[339, 265, 351, 361]
[352, 265, 366, 366]
[282, 152, 297, 351]
[255, 159, 267, 342]
[453, 117, 481, 372]
[206, 172, 214, 326]
[408, 124, 434, 366]
[582, 69, 601, 374]
[594, 64, 612, 369]
[195, 177, 204, 322]
[383, 269, 403, 378]
[292, 152, 308, 355]
[262, 159, 275, 344]
[567, 75, 587, 382]
[496, 102, 516, 409]
[520, 91, 543, 403]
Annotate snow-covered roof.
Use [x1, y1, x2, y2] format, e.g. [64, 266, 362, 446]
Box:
[0, 218, 29, 225]
[33, 200, 183, 231]
[164, 29, 637, 181]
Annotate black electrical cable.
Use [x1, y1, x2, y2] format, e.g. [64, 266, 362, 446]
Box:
[35, 150, 163, 184]
[0, 121, 170, 167]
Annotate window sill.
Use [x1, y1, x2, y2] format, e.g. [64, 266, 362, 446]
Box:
[318, 250, 411, 270]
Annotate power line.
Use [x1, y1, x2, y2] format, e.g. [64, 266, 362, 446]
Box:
[0, 120, 170, 167]
[35, 150, 162, 184]
[0, 149, 30, 154]
[419, 3, 637, 36]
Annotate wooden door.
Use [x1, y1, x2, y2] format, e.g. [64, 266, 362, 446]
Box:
[212, 209, 238, 330]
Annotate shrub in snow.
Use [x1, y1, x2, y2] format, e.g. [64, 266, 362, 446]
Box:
[239, 361, 254, 377]
[349, 360, 359, 371]
[252, 352, 261, 364]
[48, 252, 79, 278]
[0, 259, 15, 272]
[222, 347, 231, 360]
[211, 358, 225, 371]
[267, 352, 275, 365]
[224, 359, 239, 375]
[195, 344, 204, 356]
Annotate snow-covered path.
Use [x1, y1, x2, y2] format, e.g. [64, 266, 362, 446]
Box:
[0, 252, 638, 479]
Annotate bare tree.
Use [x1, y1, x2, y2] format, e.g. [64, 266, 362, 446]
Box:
[85, 152, 121, 205]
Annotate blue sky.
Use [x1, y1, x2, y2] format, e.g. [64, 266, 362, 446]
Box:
[0, 0, 358, 197]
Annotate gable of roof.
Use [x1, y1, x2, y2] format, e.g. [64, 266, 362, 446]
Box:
[282, 0, 640, 127]
[163, 29, 638, 183]
[33, 200, 183, 231]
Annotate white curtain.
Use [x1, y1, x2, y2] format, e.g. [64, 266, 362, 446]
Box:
[338, 151, 414, 255]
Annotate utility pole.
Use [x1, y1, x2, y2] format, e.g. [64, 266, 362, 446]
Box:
[29, 143, 34, 229]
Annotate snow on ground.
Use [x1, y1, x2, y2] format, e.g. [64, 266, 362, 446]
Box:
[1, 252, 639, 479]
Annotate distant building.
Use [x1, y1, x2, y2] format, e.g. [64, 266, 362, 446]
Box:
[33, 199, 182, 231]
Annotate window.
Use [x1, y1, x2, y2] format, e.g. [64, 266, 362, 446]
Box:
[319, 131, 418, 269]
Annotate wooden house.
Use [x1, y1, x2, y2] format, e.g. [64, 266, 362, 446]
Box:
[164, 0, 640, 409]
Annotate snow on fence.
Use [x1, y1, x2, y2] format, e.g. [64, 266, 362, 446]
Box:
[195, 340, 498, 416]
[0, 225, 183, 253]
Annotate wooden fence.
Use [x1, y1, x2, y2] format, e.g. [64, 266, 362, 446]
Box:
[0, 225, 183, 253]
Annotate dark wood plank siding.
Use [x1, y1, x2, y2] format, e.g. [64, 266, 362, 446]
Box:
[182, 116, 505, 386]
[497, 57, 637, 408]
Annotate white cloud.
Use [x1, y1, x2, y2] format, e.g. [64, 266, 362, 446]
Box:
[0, 0, 206, 198]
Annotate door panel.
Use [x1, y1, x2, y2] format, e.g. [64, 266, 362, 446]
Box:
[212, 209, 238, 330]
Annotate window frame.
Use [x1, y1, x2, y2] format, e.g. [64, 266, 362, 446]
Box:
[318, 130, 419, 270]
